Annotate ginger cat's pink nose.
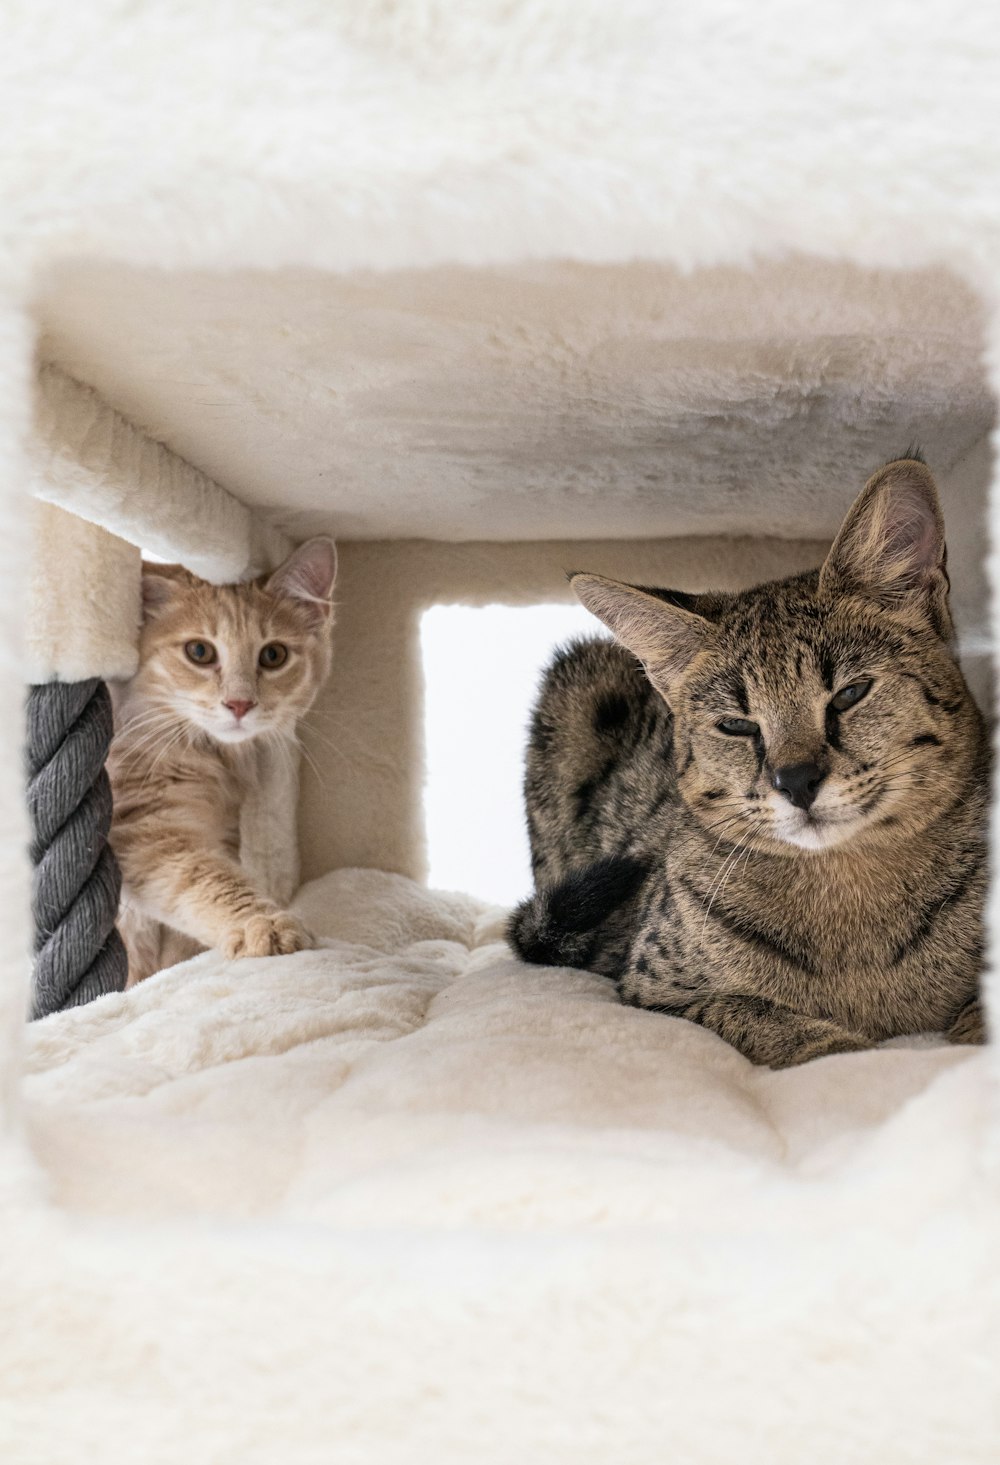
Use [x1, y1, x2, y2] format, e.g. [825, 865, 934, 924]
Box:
[224, 699, 256, 721]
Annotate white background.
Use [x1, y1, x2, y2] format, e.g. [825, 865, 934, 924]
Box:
[420, 603, 602, 905]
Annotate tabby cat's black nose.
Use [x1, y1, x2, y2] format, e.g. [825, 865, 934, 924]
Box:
[770, 762, 825, 811]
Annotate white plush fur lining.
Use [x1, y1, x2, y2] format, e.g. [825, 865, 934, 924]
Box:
[14, 870, 998, 1464]
[32, 366, 260, 583]
[25, 500, 141, 684]
[3, 1, 1000, 1459]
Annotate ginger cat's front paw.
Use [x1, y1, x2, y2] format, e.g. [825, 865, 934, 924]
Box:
[222, 910, 314, 960]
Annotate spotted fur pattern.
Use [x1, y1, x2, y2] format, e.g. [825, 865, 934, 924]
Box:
[509, 460, 989, 1067]
[108, 539, 336, 987]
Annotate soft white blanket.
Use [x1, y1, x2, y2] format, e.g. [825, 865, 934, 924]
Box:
[7, 870, 995, 1464]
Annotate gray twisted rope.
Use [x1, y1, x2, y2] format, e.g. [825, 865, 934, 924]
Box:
[26, 679, 128, 1019]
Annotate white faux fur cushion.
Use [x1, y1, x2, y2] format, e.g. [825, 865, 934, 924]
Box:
[7, 868, 993, 1462]
[24, 869, 984, 1225]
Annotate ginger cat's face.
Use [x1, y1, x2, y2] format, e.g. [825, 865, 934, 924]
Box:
[137, 538, 336, 746]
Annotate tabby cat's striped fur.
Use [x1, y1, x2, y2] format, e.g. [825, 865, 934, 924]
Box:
[509, 458, 988, 1067]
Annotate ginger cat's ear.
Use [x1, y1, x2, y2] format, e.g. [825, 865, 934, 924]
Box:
[819, 458, 951, 638]
[570, 572, 713, 692]
[266, 538, 337, 625]
[141, 565, 188, 621]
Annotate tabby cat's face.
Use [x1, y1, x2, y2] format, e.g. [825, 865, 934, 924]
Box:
[573, 458, 982, 857]
[135, 539, 336, 746]
[666, 579, 973, 854]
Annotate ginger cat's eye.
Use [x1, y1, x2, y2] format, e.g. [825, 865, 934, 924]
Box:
[259, 642, 288, 669]
[830, 679, 872, 713]
[717, 717, 759, 737]
[184, 640, 217, 666]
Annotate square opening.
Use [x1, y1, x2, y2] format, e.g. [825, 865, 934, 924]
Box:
[420, 602, 601, 904]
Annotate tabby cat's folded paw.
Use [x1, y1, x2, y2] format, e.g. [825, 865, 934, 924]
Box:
[222, 911, 314, 960]
[772, 1032, 871, 1068]
[947, 998, 985, 1046]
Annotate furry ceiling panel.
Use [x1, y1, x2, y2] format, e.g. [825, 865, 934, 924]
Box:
[36, 258, 994, 544]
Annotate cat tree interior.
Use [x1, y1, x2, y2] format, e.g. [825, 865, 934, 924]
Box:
[6, 4, 1000, 1460]
[20, 245, 999, 1197]
[31, 257, 997, 880]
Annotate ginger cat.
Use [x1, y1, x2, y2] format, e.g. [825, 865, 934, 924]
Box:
[108, 538, 336, 987]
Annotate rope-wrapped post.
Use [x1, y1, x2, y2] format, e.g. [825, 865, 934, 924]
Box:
[25, 679, 128, 1019]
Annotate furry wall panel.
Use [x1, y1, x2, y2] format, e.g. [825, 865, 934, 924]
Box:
[0, 303, 36, 1133]
[302, 534, 831, 881]
[26, 502, 140, 684]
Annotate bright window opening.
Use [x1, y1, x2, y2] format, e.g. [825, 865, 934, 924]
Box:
[421, 603, 602, 906]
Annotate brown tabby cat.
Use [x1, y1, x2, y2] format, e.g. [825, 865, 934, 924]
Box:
[108, 538, 336, 987]
[509, 458, 989, 1066]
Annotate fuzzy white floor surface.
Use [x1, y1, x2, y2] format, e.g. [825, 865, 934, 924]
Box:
[7, 868, 1000, 1463]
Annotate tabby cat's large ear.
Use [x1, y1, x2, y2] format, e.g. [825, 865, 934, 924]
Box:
[819, 459, 951, 637]
[570, 573, 712, 689]
[266, 537, 337, 625]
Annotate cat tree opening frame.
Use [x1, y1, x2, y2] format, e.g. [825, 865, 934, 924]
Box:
[4, 4, 1000, 1462]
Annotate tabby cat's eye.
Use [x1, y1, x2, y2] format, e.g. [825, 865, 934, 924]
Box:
[830, 679, 872, 713]
[184, 640, 217, 665]
[717, 717, 760, 737]
[258, 642, 288, 669]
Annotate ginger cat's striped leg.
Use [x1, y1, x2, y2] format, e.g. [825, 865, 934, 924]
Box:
[118, 907, 164, 990]
[117, 828, 312, 972]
